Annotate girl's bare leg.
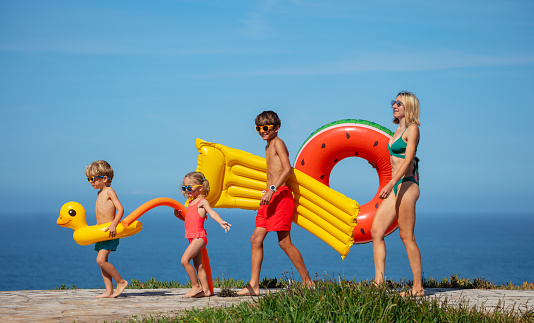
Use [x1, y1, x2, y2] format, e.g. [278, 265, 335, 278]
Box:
[370, 194, 397, 286]
[181, 239, 205, 297]
[192, 249, 210, 297]
[237, 227, 267, 296]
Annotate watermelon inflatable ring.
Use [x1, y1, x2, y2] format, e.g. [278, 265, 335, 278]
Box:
[294, 119, 398, 244]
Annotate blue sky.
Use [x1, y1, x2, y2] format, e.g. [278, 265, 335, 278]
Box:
[1, 0, 533, 217]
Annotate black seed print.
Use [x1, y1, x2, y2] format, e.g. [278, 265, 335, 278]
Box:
[320, 174, 325, 179]
[355, 152, 358, 156]
[375, 203, 379, 208]
[321, 143, 326, 148]
[373, 141, 378, 147]
[301, 159, 305, 166]
[334, 159, 338, 163]
[360, 228, 365, 235]
[346, 132, 350, 139]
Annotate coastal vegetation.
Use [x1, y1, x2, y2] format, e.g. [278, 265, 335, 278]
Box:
[56, 275, 533, 322]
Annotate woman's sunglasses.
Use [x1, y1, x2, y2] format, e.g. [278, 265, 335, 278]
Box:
[87, 175, 105, 183]
[181, 184, 202, 192]
[391, 100, 403, 107]
[255, 125, 274, 132]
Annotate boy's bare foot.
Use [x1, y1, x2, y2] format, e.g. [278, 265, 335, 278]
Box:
[94, 292, 113, 299]
[399, 288, 424, 297]
[110, 280, 128, 298]
[185, 287, 203, 297]
[304, 274, 315, 289]
[236, 284, 260, 296]
[192, 290, 211, 298]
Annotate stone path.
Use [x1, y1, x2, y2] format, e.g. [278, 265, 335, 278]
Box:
[0, 288, 532, 322]
[425, 288, 534, 314]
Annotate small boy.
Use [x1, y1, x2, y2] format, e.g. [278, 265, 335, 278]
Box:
[85, 160, 128, 298]
[237, 111, 315, 296]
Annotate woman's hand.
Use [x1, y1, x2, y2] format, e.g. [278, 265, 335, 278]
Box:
[379, 182, 394, 199]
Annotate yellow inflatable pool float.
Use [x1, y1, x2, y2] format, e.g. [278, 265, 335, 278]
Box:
[57, 197, 188, 246]
[57, 201, 143, 246]
[195, 139, 358, 259]
[57, 197, 214, 294]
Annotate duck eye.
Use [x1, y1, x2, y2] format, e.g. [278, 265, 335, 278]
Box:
[68, 209, 76, 217]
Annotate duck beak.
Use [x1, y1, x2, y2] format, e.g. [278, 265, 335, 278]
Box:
[56, 215, 71, 227]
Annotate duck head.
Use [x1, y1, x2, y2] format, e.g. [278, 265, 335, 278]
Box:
[57, 202, 87, 231]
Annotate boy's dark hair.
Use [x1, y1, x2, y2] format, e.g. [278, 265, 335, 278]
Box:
[255, 110, 281, 128]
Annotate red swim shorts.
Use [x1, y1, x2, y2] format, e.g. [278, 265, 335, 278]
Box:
[255, 186, 295, 232]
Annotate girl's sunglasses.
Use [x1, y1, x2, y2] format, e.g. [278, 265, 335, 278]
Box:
[255, 125, 274, 132]
[87, 175, 105, 183]
[181, 184, 202, 192]
[391, 100, 403, 107]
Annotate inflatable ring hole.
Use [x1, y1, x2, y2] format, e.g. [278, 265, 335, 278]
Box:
[328, 157, 379, 205]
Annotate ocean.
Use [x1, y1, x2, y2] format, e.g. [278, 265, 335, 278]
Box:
[1, 209, 533, 291]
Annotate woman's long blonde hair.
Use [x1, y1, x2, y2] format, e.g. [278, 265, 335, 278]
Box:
[394, 91, 420, 126]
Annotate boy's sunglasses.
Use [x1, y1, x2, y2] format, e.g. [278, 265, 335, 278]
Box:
[391, 100, 403, 107]
[255, 125, 274, 132]
[181, 184, 202, 192]
[87, 175, 105, 183]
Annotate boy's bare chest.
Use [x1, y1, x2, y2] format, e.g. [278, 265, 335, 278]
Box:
[95, 194, 115, 221]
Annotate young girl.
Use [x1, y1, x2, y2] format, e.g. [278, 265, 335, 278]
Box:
[174, 171, 231, 298]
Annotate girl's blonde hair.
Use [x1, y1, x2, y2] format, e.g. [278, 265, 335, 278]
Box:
[182, 171, 210, 197]
[394, 91, 421, 126]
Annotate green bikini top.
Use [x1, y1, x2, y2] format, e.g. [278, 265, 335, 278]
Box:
[388, 124, 418, 159]
[388, 123, 420, 179]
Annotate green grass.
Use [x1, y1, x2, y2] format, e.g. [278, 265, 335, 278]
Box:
[55, 275, 534, 322]
[122, 276, 533, 323]
[55, 274, 534, 291]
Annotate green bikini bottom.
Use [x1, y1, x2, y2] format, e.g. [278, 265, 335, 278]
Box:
[393, 176, 419, 196]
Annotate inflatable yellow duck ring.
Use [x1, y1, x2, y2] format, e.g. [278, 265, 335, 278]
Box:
[57, 198, 214, 294]
[57, 197, 187, 246]
[57, 201, 143, 246]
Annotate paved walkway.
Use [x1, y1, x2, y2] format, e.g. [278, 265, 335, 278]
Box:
[0, 288, 532, 322]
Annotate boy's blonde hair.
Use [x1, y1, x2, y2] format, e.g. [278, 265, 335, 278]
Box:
[85, 160, 114, 184]
[394, 91, 421, 126]
[182, 171, 210, 197]
[255, 110, 281, 128]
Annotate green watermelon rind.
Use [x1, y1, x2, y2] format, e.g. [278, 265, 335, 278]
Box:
[295, 119, 394, 163]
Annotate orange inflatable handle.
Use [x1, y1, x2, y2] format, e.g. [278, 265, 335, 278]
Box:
[122, 197, 213, 295]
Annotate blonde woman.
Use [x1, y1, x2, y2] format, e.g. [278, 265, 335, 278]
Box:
[371, 91, 423, 296]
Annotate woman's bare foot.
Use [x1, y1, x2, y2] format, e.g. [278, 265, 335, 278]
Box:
[236, 284, 260, 296]
[185, 287, 203, 297]
[371, 280, 383, 288]
[399, 288, 424, 297]
[94, 291, 113, 299]
[110, 280, 129, 298]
